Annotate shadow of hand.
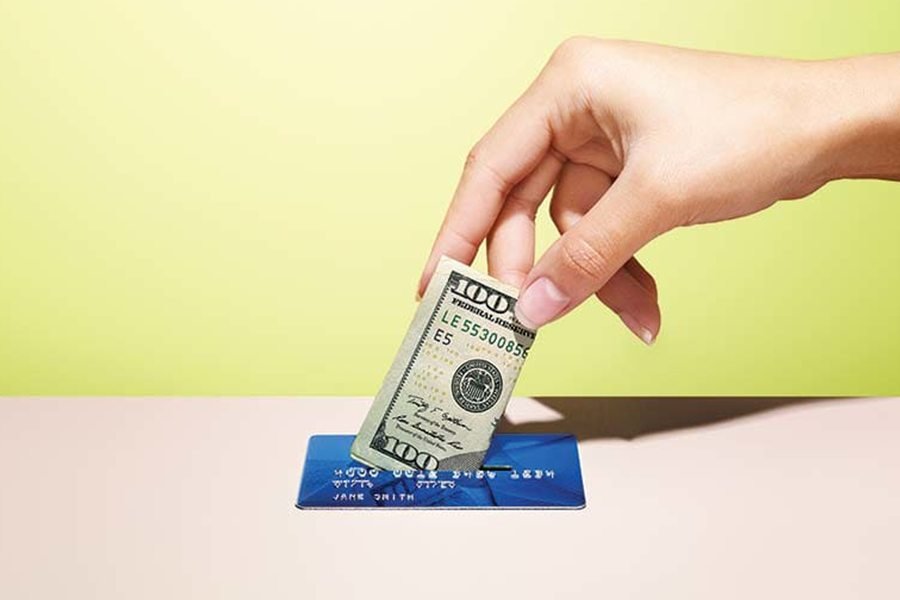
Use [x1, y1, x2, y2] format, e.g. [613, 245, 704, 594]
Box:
[498, 396, 848, 441]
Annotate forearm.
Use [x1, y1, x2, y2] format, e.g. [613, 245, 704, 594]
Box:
[815, 53, 900, 183]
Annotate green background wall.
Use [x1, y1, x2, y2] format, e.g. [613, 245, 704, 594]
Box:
[2, 1, 899, 395]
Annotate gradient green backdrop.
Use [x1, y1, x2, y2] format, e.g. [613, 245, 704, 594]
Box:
[2, 1, 899, 396]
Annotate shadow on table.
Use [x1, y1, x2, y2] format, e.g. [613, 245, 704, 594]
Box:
[497, 396, 853, 441]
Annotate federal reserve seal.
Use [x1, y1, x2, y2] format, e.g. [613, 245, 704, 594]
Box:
[451, 359, 503, 413]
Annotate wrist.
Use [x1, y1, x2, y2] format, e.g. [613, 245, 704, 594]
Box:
[810, 54, 900, 184]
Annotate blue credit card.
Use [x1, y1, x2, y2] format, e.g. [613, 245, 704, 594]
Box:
[296, 434, 585, 510]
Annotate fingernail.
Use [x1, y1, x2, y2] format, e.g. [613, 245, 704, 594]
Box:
[415, 276, 427, 301]
[515, 277, 570, 329]
[619, 311, 656, 345]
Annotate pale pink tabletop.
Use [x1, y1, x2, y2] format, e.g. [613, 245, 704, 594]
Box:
[1, 396, 898, 599]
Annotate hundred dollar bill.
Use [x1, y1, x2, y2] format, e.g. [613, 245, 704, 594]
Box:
[351, 256, 536, 472]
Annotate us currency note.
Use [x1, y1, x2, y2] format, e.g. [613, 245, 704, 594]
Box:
[351, 256, 536, 472]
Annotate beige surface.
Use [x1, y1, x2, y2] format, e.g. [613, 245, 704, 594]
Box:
[1, 396, 898, 599]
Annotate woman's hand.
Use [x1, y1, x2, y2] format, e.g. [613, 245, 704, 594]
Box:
[417, 38, 900, 341]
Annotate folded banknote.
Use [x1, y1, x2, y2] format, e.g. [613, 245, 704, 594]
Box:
[351, 256, 536, 471]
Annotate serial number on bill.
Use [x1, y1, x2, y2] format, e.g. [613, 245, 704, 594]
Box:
[434, 311, 531, 357]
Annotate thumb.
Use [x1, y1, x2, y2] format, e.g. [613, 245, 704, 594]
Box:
[514, 174, 661, 329]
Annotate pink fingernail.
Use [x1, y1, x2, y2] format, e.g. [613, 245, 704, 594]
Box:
[619, 311, 656, 345]
[515, 277, 570, 329]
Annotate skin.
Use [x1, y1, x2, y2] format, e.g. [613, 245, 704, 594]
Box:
[417, 38, 900, 342]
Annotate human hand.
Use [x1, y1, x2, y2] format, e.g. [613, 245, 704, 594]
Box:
[418, 38, 900, 342]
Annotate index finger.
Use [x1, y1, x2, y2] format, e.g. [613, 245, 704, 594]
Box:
[417, 89, 554, 297]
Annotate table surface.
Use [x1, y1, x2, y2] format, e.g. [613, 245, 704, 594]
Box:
[1, 396, 898, 599]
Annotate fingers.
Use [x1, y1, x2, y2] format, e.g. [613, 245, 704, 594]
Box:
[516, 172, 660, 330]
[417, 88, 554, 297]
[550, 163, 660, 343]
[486, 151, 565, 288]
[623, 257, 658, 301]
[549, 161, 613, 223]
[593, 260, 660, 344]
